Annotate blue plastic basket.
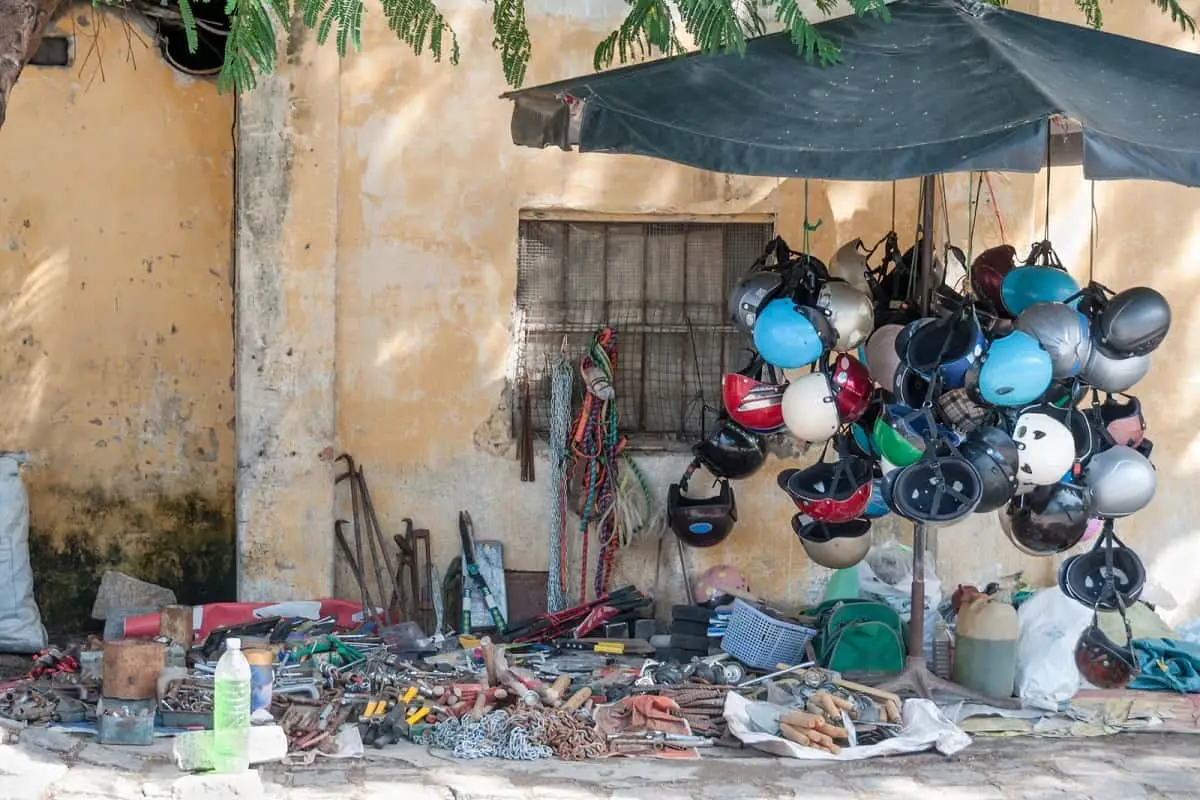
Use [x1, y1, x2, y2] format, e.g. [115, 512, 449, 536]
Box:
[720, 598, 817, 671]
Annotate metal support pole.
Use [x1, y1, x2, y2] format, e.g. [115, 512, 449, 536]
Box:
[918, 174, 937, 315]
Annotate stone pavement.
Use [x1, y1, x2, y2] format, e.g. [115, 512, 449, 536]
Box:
[2, 724, 1198, 800]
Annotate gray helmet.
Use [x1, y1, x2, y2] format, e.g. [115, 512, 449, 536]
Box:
[1096, 287, 1171, 358]
[1015, 302, 1093, 379]
[1083, 445, 1157, 518]
[729, 271, 783, 335]
[1080, 347, 1151, 393]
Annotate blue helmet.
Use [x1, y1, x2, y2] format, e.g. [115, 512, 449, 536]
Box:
[966, 330, 1053, 407]
[863, 477, 892, 519]
[753, 299, 834, 369]
[1000, 266, 1081, 317]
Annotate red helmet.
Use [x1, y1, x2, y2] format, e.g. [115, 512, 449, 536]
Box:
[777, 456, 873, 523]
[722, 373, 787, 433]
[970, 245, 1017, 315]
[828, 353, 872, 424]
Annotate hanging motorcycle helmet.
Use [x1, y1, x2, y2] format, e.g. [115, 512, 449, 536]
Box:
[692, 418, 767, 481]
[903, 308, 986, 390]
[1039, 378, 1089, 409]
[892, 363, 934, 408]
[777, 455, 873, 524]
[1001, 266, 1082, 317]
[1012, 410, 1076, 489]
[872, 404, 928, 468]
[1064, 530, 1147, 611]
[1074, 612, 1140, 689]
[830, 239, 872, 294]
[1014, 302, 1093, 379]
[781, 371, 841, 443]
[891, 444, 984, 525]
[729, 271, 784, 336]
[1094, 286, 1171, 358]
[864, 477, 892, 519]
[667, 461, 737, 548]
[964, 330, 1053, 407]
[1083, 445, 1157, 518]
[863, 324, 906, 387]
[827, 353, 873, 424]
[722, 357, 787, 434]
[1000, 482, 1091, 556]
[970, 244, 1018, 315]
[817, 279, 875, 351]
[958, 426, 1020, 513]
[1021, 402, 1097, 466]
[1079, 346, 1150, 393]
[753, 299, 836, 369]
[1098, 393, 1147, 449]
[792, 515, 872, 570]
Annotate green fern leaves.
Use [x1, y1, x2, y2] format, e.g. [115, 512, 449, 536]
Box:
[492, 0, 531, 88]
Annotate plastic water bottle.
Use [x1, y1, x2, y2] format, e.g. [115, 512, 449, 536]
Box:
[211, 637, 251, 773]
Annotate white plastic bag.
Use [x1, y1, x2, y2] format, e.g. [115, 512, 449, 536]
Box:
[0, 452, 47, 653]
[858, 540, 941, 660]
[1015, 587, 1091, 711]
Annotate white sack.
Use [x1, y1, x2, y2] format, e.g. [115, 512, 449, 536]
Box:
[1015, 586, 1091, 711]
[0, 452, 46, 653]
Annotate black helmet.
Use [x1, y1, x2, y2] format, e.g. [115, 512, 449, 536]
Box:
[693, 419, 767, 480]
[667, 462, 738, 548]
[1001, 482, 1091, 556]
[891, 452, 983, 525]
[1064, 534, 1146, 611]
[959, 426, 1020, 513]
[892, 363, 934, 408]
[1095, 286, 1171, 358]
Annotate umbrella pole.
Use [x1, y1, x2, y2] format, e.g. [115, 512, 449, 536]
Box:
[877, 177, 1018, 708]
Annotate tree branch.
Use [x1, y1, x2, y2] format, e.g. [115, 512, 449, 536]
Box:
[0, 0, 67, 130]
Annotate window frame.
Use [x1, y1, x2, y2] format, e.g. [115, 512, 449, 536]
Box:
[511, 211, 778, 452]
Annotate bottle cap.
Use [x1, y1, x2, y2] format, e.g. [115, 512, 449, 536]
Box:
[226, 637, 242, 650]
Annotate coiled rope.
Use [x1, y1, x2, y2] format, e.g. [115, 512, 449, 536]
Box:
[571, 326, 621, 601]
[547, 347, 573, 613]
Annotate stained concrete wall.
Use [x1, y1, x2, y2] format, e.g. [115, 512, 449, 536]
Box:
[244, 0, 1200, 626]
[0, 15, 236, 629]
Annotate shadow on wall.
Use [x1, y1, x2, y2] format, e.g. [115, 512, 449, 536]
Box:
[27, 487, 235, 633]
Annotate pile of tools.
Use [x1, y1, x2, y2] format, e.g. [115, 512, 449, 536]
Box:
[504, 585, 653, 644]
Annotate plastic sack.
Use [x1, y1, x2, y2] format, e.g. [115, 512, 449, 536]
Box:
[0, 452, 47, 653]
[858, 540, 941, 661]
[1015, 586, 1091, 710]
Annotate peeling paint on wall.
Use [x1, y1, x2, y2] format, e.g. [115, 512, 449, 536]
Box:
[0, 22, 235, 629]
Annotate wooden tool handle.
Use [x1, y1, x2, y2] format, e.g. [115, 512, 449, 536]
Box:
[563, 687, 592, 711]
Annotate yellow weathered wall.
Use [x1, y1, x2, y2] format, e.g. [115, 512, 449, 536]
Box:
[321, 0, 1200, 622]
[0, 15, 236, 628]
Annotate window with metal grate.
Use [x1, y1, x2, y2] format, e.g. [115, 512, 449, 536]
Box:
[512, 217, 775, 446]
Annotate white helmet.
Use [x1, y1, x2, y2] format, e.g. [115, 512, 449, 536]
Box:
[1012, 412, 1076, 488]
[781, 372, 840, 443]
[817, 280, 875, 351]
[830, 239, 872, 294]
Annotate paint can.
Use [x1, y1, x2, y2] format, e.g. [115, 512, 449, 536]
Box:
[244, 649, 274, 714]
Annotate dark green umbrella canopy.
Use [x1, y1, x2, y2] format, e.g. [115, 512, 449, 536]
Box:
[504, 0, 1200, 185]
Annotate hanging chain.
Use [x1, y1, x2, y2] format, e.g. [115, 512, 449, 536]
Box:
[547, 348, 573, 613]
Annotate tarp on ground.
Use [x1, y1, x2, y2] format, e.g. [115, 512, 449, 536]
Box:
[504, 0, 1200, 186]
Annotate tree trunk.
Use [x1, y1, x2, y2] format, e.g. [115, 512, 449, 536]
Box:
[0, 0, 65, 130]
